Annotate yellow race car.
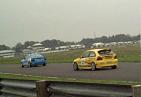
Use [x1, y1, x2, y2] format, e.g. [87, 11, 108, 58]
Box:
[73, 48, 118, 71]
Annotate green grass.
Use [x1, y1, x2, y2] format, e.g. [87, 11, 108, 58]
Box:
[0, 73, 140, 85]
[111, 45, 141, 62]
[0, 45, 140, 64]
[0, 57, 21, 64]
[46, 49, 84, 63]
[46, 44, 141, 63]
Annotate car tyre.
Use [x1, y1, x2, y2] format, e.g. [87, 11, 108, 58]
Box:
[43, 63, 46, 66]
[21, 64, 24, 68]
[73, 63, 79, 71]
[111, 65, 117, 69]
[91, 62, 96, 71]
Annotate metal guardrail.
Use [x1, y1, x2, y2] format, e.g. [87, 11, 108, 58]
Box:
[36, 80, 141, 97]
[0, 79, 36, 97]
[0, 78, 141, 97]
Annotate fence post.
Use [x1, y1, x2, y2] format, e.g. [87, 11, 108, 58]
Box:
[36, 80, 50, 97]
[0, 78, 2, 95]
[132, 85, 141, 97]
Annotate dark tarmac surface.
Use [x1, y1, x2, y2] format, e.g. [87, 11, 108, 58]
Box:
[0, 62, 140, 81]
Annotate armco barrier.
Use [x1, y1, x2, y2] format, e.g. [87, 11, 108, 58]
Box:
[0, 78, 141, 97]
[0, 78, 36, 97]
[36, 80, 141, 97]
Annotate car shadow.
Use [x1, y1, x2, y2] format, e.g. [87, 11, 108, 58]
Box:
[78, 67, 116, 72]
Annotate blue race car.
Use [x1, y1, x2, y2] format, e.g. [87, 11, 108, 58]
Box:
[21, 53, 47, 67]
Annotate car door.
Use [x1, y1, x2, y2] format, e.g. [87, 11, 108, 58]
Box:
[79, 51, 90, 67]
[85, 51, 96, 65]
[22, 56, 29, 65]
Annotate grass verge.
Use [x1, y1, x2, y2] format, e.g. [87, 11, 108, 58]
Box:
[0, 73, 140, 85]
[0, 45, 140, 64]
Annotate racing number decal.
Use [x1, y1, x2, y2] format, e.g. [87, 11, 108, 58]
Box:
[81, 58, 85, 65]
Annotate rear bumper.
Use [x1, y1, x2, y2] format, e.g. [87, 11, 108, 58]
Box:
[31, 61, 46, 65]
[96, 59, 118, 68]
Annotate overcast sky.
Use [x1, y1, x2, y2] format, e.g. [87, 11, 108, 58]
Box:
[0, 0, 140, 47]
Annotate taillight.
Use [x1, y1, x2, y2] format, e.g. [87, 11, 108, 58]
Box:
[97, 56, 103, 60]
[114, 55, 117, 59]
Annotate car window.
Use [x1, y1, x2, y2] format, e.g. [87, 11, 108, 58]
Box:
[98, 49, 113, 56]
[89, 51, 96, 57]
[82, 51, 90, 58]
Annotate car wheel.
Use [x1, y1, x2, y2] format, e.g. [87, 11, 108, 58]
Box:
[91, 62, 96, 71]
[21, 64, 24, 68]
[43, 63, 46, 66]
[73, 63, 79, 71]
[111, 65, 117, 69]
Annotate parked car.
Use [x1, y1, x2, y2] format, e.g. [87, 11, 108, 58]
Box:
[21, 53, 47, 67]
[73, 48, 118, 71]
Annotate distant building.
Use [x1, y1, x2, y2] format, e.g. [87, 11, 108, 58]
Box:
[44, 48, 51, 51]
[69, 44, 85, 49]
[0, 50, 16, 58]
[31, 43, 45, 53]
[32, 43, 45, 52]
[55, 44, 85, 50]
[105, 42, 118, 47]
[22, 43, 52, 54]
[91, 42, 105, 48]
[22, 49, 33, 55]
[55, 46, 69, 50]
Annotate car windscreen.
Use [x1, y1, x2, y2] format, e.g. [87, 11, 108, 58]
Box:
[82, 51, 90, 58]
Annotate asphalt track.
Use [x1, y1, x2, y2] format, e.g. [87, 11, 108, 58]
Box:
[0, 62, 140, 81]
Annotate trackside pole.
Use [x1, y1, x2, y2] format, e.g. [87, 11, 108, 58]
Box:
[132, 85, 141, 97]
[36, 80, 50, 97]
[0, 78, 2, 95]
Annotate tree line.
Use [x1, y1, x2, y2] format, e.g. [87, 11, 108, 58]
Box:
[0, 34, 140, 52]
[80, 34, 140, 48]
